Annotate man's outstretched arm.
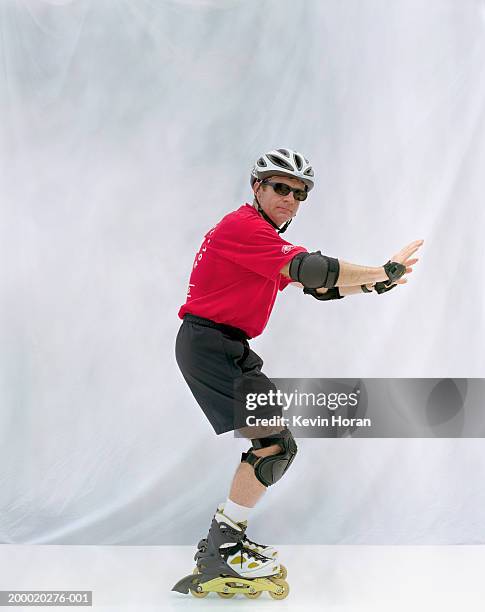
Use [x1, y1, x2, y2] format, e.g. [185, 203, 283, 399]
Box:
[280, 240, 423, 288]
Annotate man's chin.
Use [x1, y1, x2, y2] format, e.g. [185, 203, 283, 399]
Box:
[266, 211, 292, 227]
[277, 215, 292, 226]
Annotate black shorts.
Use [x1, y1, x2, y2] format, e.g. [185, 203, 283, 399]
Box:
[175, 314, 282, 435]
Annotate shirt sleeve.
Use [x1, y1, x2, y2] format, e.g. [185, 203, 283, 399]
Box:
[213, 223, 307, 281]
[278, 275, 294, 291]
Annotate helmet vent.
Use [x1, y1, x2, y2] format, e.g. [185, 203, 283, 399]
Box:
[294, 154, 303, 171]
[257, 157, 267, 167]
[277, 148, 291, 158]
[267, 154, 293, 170]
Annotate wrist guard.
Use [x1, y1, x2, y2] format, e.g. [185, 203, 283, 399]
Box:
[361, 281, 397, 295]
[375, 280, 397, 294]
[384, 260, 406, 282]
[303, 287, 343, 301]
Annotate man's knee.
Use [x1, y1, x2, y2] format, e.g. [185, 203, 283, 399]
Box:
[240, 427, 298, 487]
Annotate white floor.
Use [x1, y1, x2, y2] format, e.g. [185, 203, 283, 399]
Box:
[0, 544, 484, 611]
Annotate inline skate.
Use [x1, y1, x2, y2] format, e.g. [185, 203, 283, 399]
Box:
[195, 504, 287, 578]
[172, 508, 289, 599]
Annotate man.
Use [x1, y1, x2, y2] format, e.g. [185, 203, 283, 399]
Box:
[172, 148, 423, 599]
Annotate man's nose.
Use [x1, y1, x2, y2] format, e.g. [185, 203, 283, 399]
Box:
[282, 192, 297, 206]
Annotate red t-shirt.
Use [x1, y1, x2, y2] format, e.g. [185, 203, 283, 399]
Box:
[178, 204, 307, 338]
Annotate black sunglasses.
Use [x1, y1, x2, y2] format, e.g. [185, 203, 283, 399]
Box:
[262, 180, 308, 202]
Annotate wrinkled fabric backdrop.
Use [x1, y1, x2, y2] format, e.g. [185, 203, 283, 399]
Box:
[1, 0, 484, 545]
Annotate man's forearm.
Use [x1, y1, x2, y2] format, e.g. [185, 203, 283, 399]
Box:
[315, 284, 372, 296]
[336, 260, 387, 287]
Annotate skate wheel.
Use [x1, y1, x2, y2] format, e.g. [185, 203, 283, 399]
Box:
[244, 590, 262, 599]
[217, 591, 235, 598]
[189, 587, 208, 598]
[268, 578, 290, 600]
[276, 564, 287, 580]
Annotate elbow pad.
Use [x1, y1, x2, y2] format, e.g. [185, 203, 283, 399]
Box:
[303, 287, 344, 301]
[289, 251, 340, 289]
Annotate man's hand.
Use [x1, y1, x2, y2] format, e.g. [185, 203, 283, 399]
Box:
[386, 239, 424, 283]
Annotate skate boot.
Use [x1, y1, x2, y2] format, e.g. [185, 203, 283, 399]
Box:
[196, 505, 287, 579]
[172, 509, 289, 599]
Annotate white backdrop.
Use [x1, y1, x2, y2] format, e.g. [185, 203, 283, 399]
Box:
[1, 0, 484, 545]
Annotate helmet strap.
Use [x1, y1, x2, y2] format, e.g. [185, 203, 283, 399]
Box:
[254, 186, 293, 234]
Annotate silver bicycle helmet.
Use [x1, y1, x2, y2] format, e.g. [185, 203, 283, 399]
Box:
[250, 148, 315, 191]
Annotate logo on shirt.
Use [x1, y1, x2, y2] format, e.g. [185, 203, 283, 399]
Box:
[281, 245, 296, 254]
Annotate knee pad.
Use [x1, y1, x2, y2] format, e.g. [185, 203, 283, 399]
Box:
[240, 427, 298, 487]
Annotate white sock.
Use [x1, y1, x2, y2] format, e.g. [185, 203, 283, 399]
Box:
[222, 499, 253, 525]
